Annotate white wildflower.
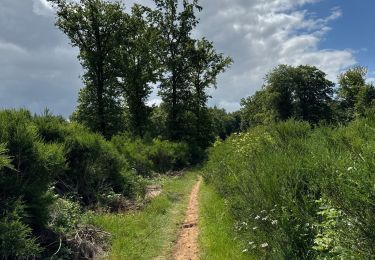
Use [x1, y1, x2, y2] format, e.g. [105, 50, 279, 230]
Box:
[262, 216, 269, 221]
[260, 243, 269, 248]
[252, 226, 258, 230]
[347, 167, 353, 171]
[255, 215, 260, 220]
[248, 241, 254, 245]
[260, 210, 267, 214]
[242, 249, 248, 253]
[271, 220, 278, 225]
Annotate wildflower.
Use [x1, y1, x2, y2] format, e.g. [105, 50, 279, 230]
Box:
[271, 220, 278, 225]
[255, 215, 260, 220]
[260, 210, 267, 214]
[242, 249, 248, 253]
[248, 241, 254, 245]
[347, 167, 353, 171]
[252, 226, 258, 230]
[260, 243, 269, 248]
[242, 221, 248, 226]
[262, 216, 269, 221]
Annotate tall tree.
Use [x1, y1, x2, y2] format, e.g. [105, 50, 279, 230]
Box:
[153, 0, 202, 141]
[49, 0, 125, 138]
[189, 38, 232, 148]
[116, 5, 162, 137]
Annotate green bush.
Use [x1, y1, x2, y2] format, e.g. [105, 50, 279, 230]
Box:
[147, 139, 190, 173]
[0, 109, 66, 228]
[0, 200, 42, 258]
[57, 123, 140, 205]
[204, 119, 375, 258]
[111, 135, 190, 175]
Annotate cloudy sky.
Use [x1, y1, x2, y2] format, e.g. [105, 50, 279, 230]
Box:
[0, 0, 374, 116]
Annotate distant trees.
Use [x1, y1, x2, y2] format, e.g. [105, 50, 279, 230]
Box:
[241, 65, 335, 128]
[336, 66, 375, 121]
[241, 64, 375, 129]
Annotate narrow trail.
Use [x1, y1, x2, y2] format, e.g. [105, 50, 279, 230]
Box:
[173, 176, 202, 260]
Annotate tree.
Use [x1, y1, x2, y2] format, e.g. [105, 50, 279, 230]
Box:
[153, 0, 202, 141]
[189, 39, 232, 147]
[240, 89, 278, 129]
[49, 0, 125, 138]
[241, 65, 335, 127]
[337, 66, 375, 121]
[116, 5, 162, 137]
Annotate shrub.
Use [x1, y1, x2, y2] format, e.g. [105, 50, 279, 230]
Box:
[111, 135, 190, 175]
[0, 200, 42, 258]
[0, 109, 66, 228]
[57, 123, 139, 205]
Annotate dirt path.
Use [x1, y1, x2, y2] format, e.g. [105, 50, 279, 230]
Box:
[173, 176, 202, 260]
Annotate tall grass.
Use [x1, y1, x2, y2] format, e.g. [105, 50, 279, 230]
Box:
[204, 118, 375, 259]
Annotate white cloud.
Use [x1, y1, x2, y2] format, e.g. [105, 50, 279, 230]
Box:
[33, 0, 53, 16]
[196, 0, 357, 111]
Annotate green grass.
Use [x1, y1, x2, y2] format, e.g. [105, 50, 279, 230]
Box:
[92, 171, 198, 259]
[199, 182, 253, 260]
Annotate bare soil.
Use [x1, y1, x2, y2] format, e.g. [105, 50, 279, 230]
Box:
[173, 176, 202, 260]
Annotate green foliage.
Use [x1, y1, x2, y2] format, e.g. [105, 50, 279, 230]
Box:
[49, 0, 126, 138]
[0, 200, 42, 258]
[241, 65, 334, 128]
[204, 118, 375, 259]
[117, 4, 162, 137]
[111, 135, 190, 175]
[0, 109, 66, 228]
[0, 144, 12, 170]
[48, 198, 82, 235]
[57, 123, 140, 204]
[209, 107, 241, 140]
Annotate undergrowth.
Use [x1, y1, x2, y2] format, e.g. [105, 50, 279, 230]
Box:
[204, 118, 375, 259]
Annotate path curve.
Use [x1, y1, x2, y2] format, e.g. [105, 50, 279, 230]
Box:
[173, 176, 202, 260]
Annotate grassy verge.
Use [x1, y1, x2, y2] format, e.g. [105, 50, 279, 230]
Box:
[199, 182, 253, 260]
[91, 171, 198, 259]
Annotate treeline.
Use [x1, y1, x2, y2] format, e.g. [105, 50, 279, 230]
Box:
[240, 65, 375, 128]
[48, 0, 233, 159]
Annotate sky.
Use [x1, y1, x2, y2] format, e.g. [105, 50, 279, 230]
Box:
[0, 0, 374, 116]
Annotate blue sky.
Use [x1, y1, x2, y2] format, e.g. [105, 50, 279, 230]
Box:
[0, 0, 374, 116]
[311, 0, 375, 76]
